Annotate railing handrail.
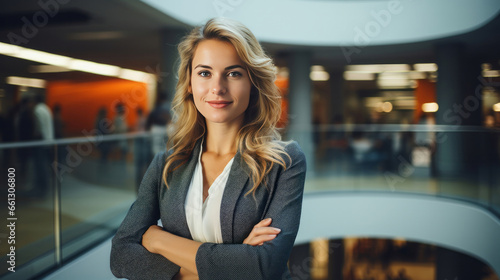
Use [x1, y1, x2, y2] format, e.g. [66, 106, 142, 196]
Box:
[0, 131, 164, 149]
[1, 124, 499, 149]
[310, 124, 500, 133]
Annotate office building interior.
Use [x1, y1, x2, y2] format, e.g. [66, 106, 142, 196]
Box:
[0, 0, 499, 279]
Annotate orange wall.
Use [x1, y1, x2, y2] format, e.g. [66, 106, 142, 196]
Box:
[276, 76, 289, 128]
[46, 79, 148, 137]
[414, 79, 436, 123]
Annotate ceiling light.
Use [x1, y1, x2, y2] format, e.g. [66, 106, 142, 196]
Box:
[343, 71, 375, 81]
[413, 63, 438, 72]
[68, 59, 121, 76]
[422, 102, 439, 113]
[0, 41, 154, 84]
[377, 79, 411, 88]
[119, 69, 153, 82]
[310, 70, 330, 81]
[0, 42, 21, 55]
[346, 64, 410, 73]
[382, 102, 393, 113]
[365, 97, 383, 106]
[408, 71, 427, 80]
[482, 63, 492, 70]
[483, 70, 500, 78]
[277, 67, 289, 78]
[311, 65, 325, 72]
[6, 76, 46, 88]
[29, 65, 72, 73]
[394, 99, 416, 108]
[0, 42, 70, 67]
[493, 103, 500, 112]
[13, 48, 71, 67]
[378, 72, 409, 80]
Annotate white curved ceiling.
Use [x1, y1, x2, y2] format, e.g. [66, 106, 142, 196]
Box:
[141, 0, 500, 46]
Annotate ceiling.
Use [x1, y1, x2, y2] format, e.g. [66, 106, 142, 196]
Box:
[0, 0, 188, 81]
[143, 0, 500, 47]
[0, 0, 499, 83]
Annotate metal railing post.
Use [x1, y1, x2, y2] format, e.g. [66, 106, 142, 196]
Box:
[53, 145, 62, 266]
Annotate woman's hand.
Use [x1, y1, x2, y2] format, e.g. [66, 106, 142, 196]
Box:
[142, 225, 164, 254]
[243, 218, 281, 246]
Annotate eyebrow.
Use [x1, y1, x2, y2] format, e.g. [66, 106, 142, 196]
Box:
[194, 64, 245, 71]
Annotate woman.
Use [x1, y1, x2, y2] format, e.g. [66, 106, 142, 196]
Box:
[110, 18, 306, 280]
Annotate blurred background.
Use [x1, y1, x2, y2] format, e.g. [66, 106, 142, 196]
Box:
[0, 0, 499, 279]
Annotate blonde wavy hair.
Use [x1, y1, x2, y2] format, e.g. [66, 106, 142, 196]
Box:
[162, 18, 289, 195]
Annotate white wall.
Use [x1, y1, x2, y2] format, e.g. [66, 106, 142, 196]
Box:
[297, 192, 500, 275]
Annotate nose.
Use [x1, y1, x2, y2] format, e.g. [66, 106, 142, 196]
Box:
[211, 75, 227, 95]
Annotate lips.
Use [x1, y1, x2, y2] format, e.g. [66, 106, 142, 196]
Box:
[207, 100, 232, 109]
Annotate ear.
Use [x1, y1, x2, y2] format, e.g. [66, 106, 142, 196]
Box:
[188, 84, 192, 94]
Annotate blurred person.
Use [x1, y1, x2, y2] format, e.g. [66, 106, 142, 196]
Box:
[15, 97, 40, 193]
[33, 94, 54, 141]
[16, 97, 40, 142]
[344, 266, 356, 280]
[52, 103, 66, 165]
[113, 102, 129, 160]
[134, 107, 150, 191]
[412, 112, 435, 168]
[1, 100, 21, 143]
[414, 112, 435, 148]
[31, 93, 53, 197]
[312, 91, 329, 159]
[350, 131, 373, 163]
[362, 266, 375, 280]
[52, 103, 65, 139]
[395, 119, 414, 172]
[395, 268, 411, 280]
[95, 107, 111, 162]
[368, 110, 392, 172]
[485, 114, 495, 127]
[135, 107, 147, 132]
[349, 129, 392, 175]
[327, 115, 349, 173]
[1, 99, 24, 177]
[111, 18, 307, 280]
[495, 110, 500, 128]
[385, 270, 395, 280]
[485, 109, 496, 127]
[146, 93, 171, 155]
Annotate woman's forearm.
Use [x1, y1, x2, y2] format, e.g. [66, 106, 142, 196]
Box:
[156, 231, 201, 275]
[142, 225, 202, 275]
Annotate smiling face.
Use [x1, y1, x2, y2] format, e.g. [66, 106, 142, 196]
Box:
[189, 39, 252, 129]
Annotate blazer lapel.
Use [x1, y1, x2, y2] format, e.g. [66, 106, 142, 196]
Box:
[164, 141, 202, 239]
[220, 152, 250, 243]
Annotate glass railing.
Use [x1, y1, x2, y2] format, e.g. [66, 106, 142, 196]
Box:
[0, 124, 498, 279]
[0, 132, 165, 279]
[283, 124, 500, 215]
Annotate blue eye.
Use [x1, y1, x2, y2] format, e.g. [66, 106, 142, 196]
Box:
[198, 71, 211, 77]
[228, 71, 242, 77]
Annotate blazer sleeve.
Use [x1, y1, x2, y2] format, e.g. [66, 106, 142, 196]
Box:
[110, 152, 180, 280]
[195, 142, 307, 280]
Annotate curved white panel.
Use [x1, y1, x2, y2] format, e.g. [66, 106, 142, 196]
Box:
[296, 192, 500, 274]
[141, 0, 500, 46]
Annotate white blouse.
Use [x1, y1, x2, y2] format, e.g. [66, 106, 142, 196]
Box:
[185, 144, 234, 243]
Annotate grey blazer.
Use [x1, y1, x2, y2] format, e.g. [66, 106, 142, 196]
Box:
[110, 140, 306, 280]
